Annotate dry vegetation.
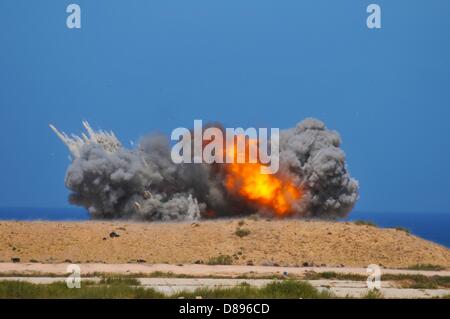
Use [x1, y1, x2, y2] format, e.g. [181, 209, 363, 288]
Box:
[0, 279, 333, 299]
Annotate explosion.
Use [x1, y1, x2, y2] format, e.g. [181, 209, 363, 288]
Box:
[50, 118, 359, 221]
[225, 163, 302, 216]
[222, 137, 302, 216]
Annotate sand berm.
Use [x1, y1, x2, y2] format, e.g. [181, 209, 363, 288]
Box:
[1, 219, 449, 269]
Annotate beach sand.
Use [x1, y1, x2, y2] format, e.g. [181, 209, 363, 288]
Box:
[0, 219, 449, 268]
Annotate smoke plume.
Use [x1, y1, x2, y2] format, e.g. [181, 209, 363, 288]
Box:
[50, 119, 359, 221]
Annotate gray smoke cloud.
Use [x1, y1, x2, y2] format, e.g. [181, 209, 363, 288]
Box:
[279, 119, 359, 218]
[51, 118, 359, 221]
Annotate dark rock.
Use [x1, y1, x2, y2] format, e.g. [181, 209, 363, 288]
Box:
[273, 263, 280, 267]
[137, 259, 146, 263]
[29, 259, 38, 263]
[64, 259, 72, 263]
[109, 231, 120, 238]
[247, 260, 254, 266]
[194, 260, 204, 264]
[11, 257, 20, 263]
[302, 262, 310, 267]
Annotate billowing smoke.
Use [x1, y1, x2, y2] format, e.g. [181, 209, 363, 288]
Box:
[279, 119, 359, 217]
[50, 119, 359, 221]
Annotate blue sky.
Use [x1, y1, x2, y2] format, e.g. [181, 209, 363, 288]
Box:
[0, 1, 449, 214]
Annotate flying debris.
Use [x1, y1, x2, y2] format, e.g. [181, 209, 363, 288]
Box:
[49, 121, 121, 158]
[50, 119, 359, 221]
[143, 191, 152, 199]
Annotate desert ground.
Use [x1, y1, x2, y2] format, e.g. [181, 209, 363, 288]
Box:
[1, 218, 450, 298]
[0, 218, 449, 268]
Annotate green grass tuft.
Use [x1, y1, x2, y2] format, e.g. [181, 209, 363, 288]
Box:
[207, 254, 233, 265]
[172, 280, 333, 299]
[362, 289, 384, 299]
[383, 274, 450, 289]
[235, 228, 251, 238]
[99, 277, 140, 286]
[0, 280, 332, 299]
[353, 220, 377, 227]
[406, 264, 446, 271]
[303, 271, 366, 281]
[394, 226, 410, 234]
[0, 280, 164, 299]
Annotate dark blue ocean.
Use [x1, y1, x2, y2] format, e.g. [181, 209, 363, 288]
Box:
[0, 208, 449, 248]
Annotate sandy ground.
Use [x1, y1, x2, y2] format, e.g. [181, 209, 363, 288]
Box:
[0, 219, 449, 268]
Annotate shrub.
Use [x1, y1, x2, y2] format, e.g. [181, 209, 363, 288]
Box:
[235, 228, 251, 238]
[394, 226, 410, 234]
[354, 220, 377, 227]
[99, 277, 140, 286]
[303, 271, 366, 281]
[207, 254, 233, 265]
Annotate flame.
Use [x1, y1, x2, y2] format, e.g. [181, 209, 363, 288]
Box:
[223, 136, 302, 216]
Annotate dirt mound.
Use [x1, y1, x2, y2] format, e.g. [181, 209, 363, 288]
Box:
[0, 219, 449, 268]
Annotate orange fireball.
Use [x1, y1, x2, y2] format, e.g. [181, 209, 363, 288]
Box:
[223, 136, 302, 216]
